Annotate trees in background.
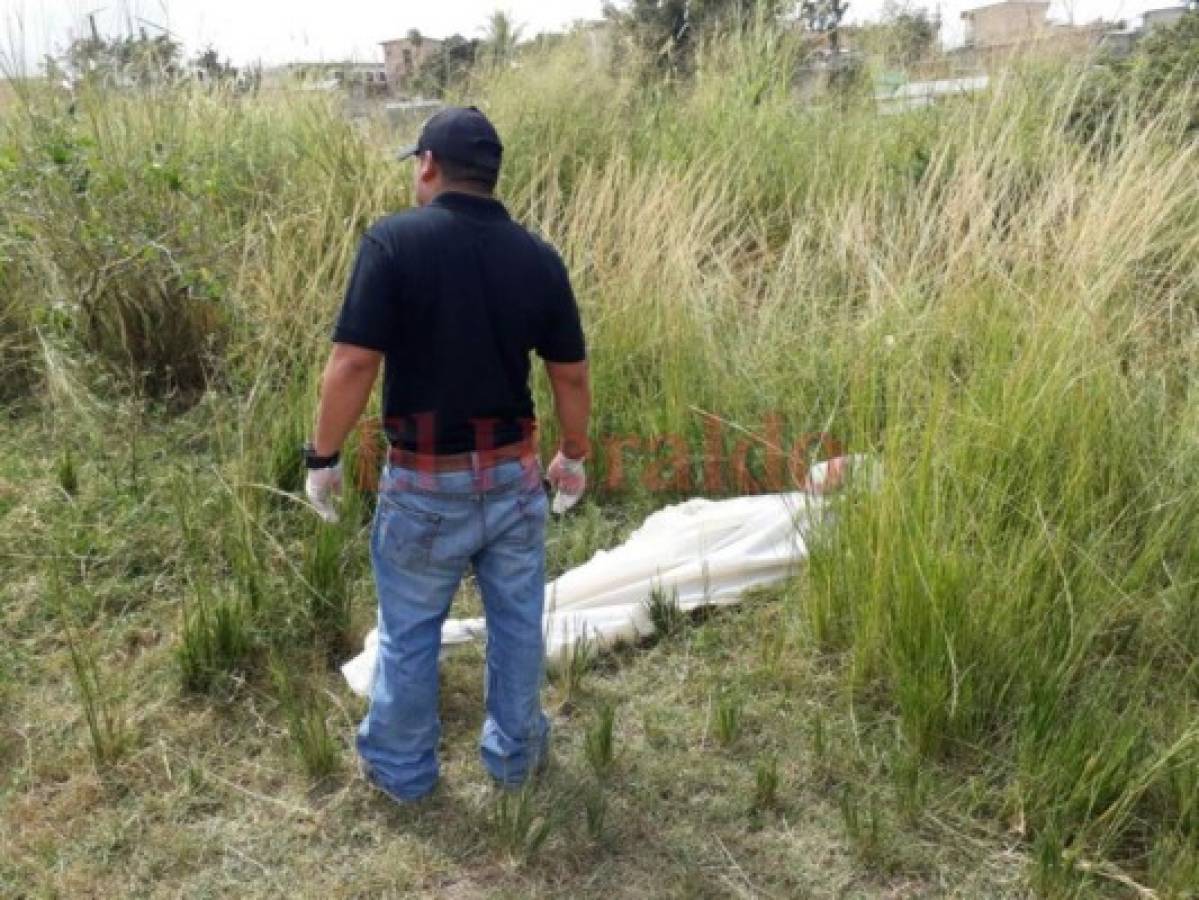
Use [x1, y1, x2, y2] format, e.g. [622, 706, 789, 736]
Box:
[405, 10, 524, 97]
[482, 11, 525, 68]
[603, 0, 688, 66]
[880, 3, 937, 63]
[1071, 9, 1199, 140]
[48, 20, 251, 91]
[798, 0, 850, 52]
[1132, 7, 1199, 104]
[603, 0, 794, 71]
[59, 25, 182, 87]
[412, 36, 481, 97]
[855, 3, 938, 65]
[191, 47, 240, 85]
[1129, 8, 1199, 133]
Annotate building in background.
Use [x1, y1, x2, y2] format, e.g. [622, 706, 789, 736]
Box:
[1100, 5, 1192, 55]
[1141, 6, 1190, 31]
[955, 0, 1114, 65]
[381, 35, 443, 98]
[960, 0, 1051, 48]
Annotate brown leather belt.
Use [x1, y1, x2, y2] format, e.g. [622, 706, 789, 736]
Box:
[387, 439, 537, 473]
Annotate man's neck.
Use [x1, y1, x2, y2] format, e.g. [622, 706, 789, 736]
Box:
[432, 185, 495, 202]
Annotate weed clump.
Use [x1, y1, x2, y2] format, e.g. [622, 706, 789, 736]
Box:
[584, 785, 607, 841]
[712, 690, 743, 747]
[585, 702, 617, 779]
[645, 586, 687, 642]
[300, 522, 354, 658]
[271, 660, 340, 779]
[548, 628, 595, 709]
[56, 448, 78, 496]
[491, 786, 553, 862]
[753, 754, 780, 812]
[64, 624, 129, 769]
[177, 589, 255, 695]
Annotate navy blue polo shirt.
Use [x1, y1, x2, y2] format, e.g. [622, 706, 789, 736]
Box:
[332, 192, 586, 454]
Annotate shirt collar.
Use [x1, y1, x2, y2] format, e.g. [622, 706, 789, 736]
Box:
[430, 191, 510, 221]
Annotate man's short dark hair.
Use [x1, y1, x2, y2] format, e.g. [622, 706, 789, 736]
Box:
[436, 155, 498, 193]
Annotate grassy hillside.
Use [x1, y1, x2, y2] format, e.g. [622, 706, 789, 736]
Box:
[2, 25, 1197, 896]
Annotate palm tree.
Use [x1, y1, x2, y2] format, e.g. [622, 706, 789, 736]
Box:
[482, 10, 523, 67]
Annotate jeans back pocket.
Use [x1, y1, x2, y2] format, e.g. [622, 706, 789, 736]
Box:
[374, 495, 443, 571]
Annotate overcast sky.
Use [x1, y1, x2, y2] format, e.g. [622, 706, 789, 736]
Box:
[0, 0, 1176, 72]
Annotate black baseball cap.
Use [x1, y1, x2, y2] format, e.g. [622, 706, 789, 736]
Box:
[396, 106, 503, 176]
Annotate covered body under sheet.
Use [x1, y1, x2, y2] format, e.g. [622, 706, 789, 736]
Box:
[342, 457, 868, 697]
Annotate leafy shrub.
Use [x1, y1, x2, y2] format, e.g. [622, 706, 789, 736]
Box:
[1132, 10, 1199, 125]
[0, 85, 382, 400]
[1071, 11, 1199, 143]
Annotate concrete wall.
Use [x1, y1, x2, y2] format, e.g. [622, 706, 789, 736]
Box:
[1143, 7, 1188, 32]
[962, 1, 1051, 47]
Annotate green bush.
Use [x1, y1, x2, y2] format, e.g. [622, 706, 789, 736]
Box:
[1132, 10, 1199, 126]
[0, 85, 390, 400]
[1071, 10, 1199, 143]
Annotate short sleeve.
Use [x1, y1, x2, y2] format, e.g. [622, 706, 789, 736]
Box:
[331, 234, 400, 351]
[535, 251, 586, 364]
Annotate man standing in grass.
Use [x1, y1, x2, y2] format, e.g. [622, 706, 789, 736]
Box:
[301, 107, 591, 801]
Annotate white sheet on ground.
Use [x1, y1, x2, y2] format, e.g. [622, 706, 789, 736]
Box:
[341, 456, 871, 697]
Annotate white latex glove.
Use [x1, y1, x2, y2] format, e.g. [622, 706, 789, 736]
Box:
[305, 462, 343, 523]
[546, 451, 586, 515]
[801, 456, 849, 496]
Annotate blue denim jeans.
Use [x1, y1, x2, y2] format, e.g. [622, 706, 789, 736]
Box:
[357, 454, 550, 801]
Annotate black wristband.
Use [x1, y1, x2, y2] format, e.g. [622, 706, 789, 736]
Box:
[303, 442, 341, 470]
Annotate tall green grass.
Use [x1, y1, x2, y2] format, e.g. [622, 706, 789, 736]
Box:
[3, 20, 1197, 890]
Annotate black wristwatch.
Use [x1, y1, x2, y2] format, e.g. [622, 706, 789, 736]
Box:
[303, 442, 341, 470]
